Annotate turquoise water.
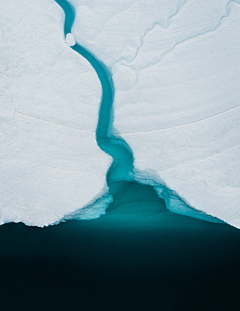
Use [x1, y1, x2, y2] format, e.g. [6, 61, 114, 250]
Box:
[0, 1, 240, 310]
[56, 0, 133, 189]
[55, 0, 221, 223]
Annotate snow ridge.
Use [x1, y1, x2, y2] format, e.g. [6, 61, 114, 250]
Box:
[126, 0, 240, 70]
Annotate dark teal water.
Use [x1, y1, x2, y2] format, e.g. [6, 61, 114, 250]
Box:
[1, 185, 240, 310]
[0, 1, 240, 310]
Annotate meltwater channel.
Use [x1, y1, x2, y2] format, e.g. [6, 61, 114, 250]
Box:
[0, 1, 240, 310]
[56, 0, 133, 191]
[55, 0, 220, 223]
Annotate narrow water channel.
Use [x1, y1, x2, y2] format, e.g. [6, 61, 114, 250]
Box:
[56, 0, 133, 195]
[55, 0, 220, 224]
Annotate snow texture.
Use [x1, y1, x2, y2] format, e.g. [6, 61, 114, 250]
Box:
[70, 0, 240, 228]
[66, 33, 76, 46]
[0, 0, 111, 226]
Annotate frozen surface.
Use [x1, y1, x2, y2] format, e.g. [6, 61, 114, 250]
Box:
[70, 0, 240, 228]
[66, 33, 76, 46]
[0, 0, 111, 226]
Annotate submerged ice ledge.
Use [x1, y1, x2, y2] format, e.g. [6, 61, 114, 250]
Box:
[132, 170, 223, 224]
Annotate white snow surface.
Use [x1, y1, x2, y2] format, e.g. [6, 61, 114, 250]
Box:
[66, 33, 76, 46]
[70, 0, 240, 228]
[0, 0, 111, 226]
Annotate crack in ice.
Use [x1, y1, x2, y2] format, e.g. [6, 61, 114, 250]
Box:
[16, 111, 95, 133]
[116, 0, 187, 65]
[122, 104, 240, 134]
[126, 0, 240, 70]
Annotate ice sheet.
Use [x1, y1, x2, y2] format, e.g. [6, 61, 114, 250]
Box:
[0, 0, 111, 226]
[70, 0, 240, 227]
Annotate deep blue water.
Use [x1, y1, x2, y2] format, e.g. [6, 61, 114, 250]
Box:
[0, 1, 240, 310]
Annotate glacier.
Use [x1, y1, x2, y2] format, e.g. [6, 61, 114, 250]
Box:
[0, 0, 112, 226]
[69, 0, 240, 228]
[2, 1, 240, 309]
[1, 0, 239, 228]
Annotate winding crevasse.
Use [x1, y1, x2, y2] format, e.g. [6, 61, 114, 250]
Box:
[57, 0, 223, 225]
[66, 0, 240, 227]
